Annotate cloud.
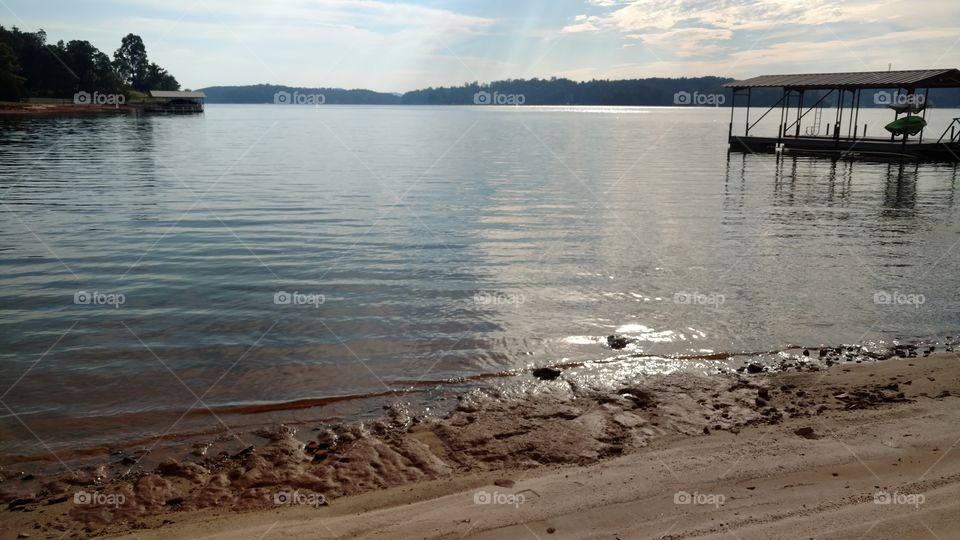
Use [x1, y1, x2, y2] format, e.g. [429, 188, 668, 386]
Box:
[11, 0, 959, 89]
[561, 0, 960, 73]
[113, 0, 493, 35]
[82, 0, 498, 89]
[630, 27, 734, 58]
[558, 26, 960, 81]
[568, 0, 880, 34]
[562, 15, 605, 34]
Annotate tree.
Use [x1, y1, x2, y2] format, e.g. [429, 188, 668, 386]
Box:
[113, 33, 149, 90]
[144, 62, 179, 91]
[65, 40, 122, 94]
[1, 26, 76, 97]
[93, 50, 123, 93]
[0, 26, 183, 99]
[0, 41, 26, 100]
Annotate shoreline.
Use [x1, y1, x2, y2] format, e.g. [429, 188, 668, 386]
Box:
[1, 340, 945, 465]
[0, 104, 134, 116]
[2, 351, 958, 538]
[115, 355, 960, 539]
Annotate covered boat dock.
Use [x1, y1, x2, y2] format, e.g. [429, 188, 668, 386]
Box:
[145, 90, 206, 113]
[724, 69, 960, 161]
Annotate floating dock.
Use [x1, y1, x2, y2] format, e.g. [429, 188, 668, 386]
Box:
[724, 69, 960, 161]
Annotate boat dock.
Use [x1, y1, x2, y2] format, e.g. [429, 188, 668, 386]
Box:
[145, 90, 206, 113]
[724, 69, 960, 161]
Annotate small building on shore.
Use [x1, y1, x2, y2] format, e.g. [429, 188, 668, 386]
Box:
[146, 90, 206, 113]
[724, 69, 960, 161]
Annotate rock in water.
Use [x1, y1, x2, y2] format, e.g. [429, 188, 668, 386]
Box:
[532, 367, 562, 381]
[746, 363, 764, 374]
[607, 335, 630, 349]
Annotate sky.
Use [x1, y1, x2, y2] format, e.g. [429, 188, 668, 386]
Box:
[2, 0, 959, 92]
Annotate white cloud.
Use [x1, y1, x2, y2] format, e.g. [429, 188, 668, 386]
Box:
[12, 0, 960, 89]
[561, 26, 960, 81]
[562, 14, 605, 34]
[82, 0, 498, 89]
[563, 0, 960, 61]
[112, 0, 493, 35]
[631, 27, 734, 58]
[567, 0, 883, 34]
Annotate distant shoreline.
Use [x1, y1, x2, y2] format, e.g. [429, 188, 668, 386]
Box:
[6, 103, 960, 116]
[10, 103, 960, 117]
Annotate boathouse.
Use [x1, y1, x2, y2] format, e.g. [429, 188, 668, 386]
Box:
[724, 69, 960, 161]
[146, 90, 206, 113]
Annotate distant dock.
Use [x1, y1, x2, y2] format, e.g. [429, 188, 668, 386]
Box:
[724, 69, 960, 161]
[144, 90, 206, 113]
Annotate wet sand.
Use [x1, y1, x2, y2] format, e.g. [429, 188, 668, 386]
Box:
[2, 352, 959, 539]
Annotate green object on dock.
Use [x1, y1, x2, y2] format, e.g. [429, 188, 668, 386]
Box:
[885, 116, 927, 136]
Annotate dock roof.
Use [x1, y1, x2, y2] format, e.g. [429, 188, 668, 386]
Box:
[723, 69, 960, 90]
[149, 90, 206, 99]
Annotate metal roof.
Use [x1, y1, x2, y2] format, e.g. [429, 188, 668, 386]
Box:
[723, 69, 960, 90]
[149, 90, 206, 99]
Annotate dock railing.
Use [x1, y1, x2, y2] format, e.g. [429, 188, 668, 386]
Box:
[937, 118, 960, 144]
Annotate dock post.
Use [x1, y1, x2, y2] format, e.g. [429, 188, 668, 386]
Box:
[795, 90, 804, 137]
[890, 106, 898, 142]
[836, 89, 845, 146]
[729, 89, 736, 138]
[776, 89, 787, 144]
[918, 87, 930, 144]
[851, 89, 861, 140]
[902, 88, 915, 153]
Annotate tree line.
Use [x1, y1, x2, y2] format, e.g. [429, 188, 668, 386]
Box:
[0, 26, 179, 101]
[202, 79, 960, 108]
[201, 77, 735, 106]
[201, 84, 402, 105]
[400, 77, 734, 106]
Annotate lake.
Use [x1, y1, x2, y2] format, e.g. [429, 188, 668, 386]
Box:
[1, 105, 959, 458]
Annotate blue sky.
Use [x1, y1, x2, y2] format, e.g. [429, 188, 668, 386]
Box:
[2, 0, 958, 91]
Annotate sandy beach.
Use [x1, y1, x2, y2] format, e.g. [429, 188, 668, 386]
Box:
[3, 351, 959, 539]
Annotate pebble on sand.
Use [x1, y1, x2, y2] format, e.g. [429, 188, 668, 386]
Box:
[794, 427, 820, 440]
[607, 335, 630, 350]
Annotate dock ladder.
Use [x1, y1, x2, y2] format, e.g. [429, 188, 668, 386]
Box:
[805, 106, 824, 136]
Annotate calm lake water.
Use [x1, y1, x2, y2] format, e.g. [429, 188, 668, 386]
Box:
[1, 105, 959, 457]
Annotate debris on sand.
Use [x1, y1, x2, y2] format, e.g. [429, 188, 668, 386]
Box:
[532, 367, 563, 381]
